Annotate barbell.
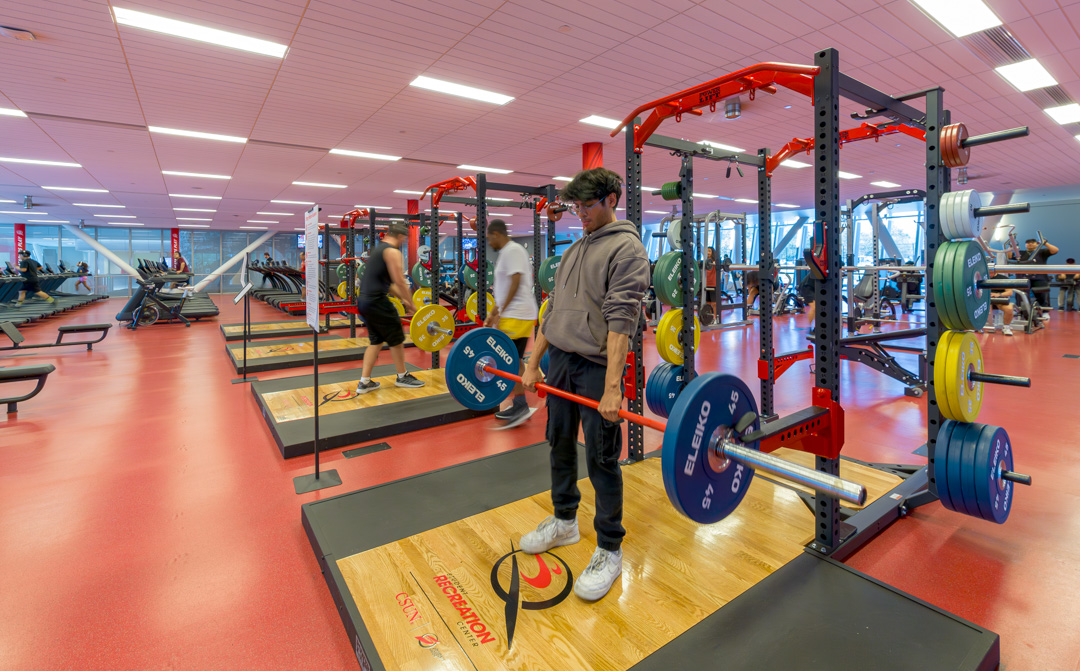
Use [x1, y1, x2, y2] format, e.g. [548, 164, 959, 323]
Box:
[407, 304, 456, 352]
[445, 328, 867, 525]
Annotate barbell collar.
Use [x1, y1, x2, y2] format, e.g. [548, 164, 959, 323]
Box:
[961, 126, 1029, 148]
[1001, 470, 1032, 486]
[968, 371, 1031, 388]
[717, 440, 867, 505]
[973, 203, 1030, 218]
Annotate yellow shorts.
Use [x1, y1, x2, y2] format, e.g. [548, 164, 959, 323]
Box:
[498, 317, 535, 340]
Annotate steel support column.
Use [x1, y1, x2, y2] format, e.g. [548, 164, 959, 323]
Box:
[623, 117, 645, 464]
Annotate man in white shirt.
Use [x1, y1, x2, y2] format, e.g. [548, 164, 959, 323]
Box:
[483, 218, 539, 427]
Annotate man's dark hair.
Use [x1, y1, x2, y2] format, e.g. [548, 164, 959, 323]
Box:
[387, 222, 408, 237]
[1026, 238, 1038, 244]
[1068, 258, 1076, 264]
[19, 250, 30, 257]
[559, 168, 622, 206]
[487, 218, 508, 236]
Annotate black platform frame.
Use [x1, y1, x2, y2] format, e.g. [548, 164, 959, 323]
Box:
[302, 445, 999, 671]
[253, 363, 487, 458]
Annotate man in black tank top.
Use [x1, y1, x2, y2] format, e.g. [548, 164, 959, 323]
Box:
[355, 222, 425, 393]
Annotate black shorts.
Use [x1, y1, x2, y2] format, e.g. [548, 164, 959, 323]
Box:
[798, 282, 815, 304]
[513, 337, 528, 362]
[22, 280, 40, 293]
[358, 295, 405, 347]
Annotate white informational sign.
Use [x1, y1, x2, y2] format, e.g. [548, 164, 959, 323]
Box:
[305, 205, 321, 330]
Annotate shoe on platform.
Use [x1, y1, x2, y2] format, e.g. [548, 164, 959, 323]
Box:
[395, 372, 425, 388]
[574, 546, 623, 601]
[355, 379, 381, 394]
[1002, 325, 1013, 336]
[520, 516, 579, 555]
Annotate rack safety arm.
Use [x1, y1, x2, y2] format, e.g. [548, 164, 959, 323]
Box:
[765, 122, 927, 176]
[421, 176, 477, 209]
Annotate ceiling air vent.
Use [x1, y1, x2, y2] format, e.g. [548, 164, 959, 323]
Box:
[961, 26, 1030, 67]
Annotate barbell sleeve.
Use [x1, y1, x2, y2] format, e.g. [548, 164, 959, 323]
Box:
[1001, 471, 1032, 486]
[974, 203, 1030, 218]
[961, 126, 1029, 148]
[429, 324, 454, 336]
[718, 440, 867, 505]
[480, 365, 866, 504]
[969, 372, 1031, 387]
[979, 278, 1030, 289]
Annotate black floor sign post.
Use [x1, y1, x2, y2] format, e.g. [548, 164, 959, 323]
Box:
[231, 260, 258, 384]
[295, 204, 341, 494]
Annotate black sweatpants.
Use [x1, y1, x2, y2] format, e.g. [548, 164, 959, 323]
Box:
[545, 345, 624, 551]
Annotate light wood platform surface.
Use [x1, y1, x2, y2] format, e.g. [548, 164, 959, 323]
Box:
[228, 335, 412, 361]
[337, 455, 901, 671]
[221, 318, 352, 336]
[261, 368, 446, 423]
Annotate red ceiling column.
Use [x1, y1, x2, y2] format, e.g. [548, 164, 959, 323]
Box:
[407, 199, 420, 270]
[582, 142, 603, 170]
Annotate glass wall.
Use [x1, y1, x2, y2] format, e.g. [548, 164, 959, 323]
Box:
[0, 223, 13, 271]
[272, 233, 301, 269]
[95, 226, 132, 296]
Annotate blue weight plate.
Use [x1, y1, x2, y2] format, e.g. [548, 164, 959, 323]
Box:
[649, 364, 672, 418]
[661, 373, 760, 524]
[946, 421, 978, 517]
[960, 421, 987, 520]
[444, 328, 518, 411]
[973, 424, 1013, 524]
[539, 349, 550, 377]
[660, 365, 685, 419]
[645, 365, 661, 415]
[934, 420, 960, 512]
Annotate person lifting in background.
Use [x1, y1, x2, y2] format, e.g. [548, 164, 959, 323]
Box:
[988, 267, 1016, 336]
[354, 222, 425, 393]
[704, 247, 718, 323]
[16, 250, 55, 305]
[483, 218, 539, 428]
[519, 167, 651, 602]
[1056, 258, 1078, 312]
[1012, 236, 1058, 314]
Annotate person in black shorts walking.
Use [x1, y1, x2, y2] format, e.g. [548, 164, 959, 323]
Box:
[17, 250, 55, 305]
[354, 222, 425, 393]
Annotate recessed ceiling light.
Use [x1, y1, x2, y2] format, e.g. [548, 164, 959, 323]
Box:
[293, 228, 305, 231]
[43, 186, 107, 192]
[910, 0, 1001, 38]
[1, 210, 47, 215]
[995, 59, 1057, 92]
[0, 199, 14, 203]
[292, 181, 346, 188]
[1075, 134, 1080, 143]
[271, 199, 314, 205]
[580, 115, 622, 130]
[457, 164, 513, 174]
[0, 108, 27, 117]
[239, 225, 268, 230]
[394, 190, 425, 195]
[775, 204, 801, 208]
[837, 171, 862, 180]
[552, 176, 574, 182]
[353, 205, 393, 210]
[485, 197, 513, 202]
[162, 170, 231, 180]
[94, 214, 135, 218]
[734, 198, 758, 204]
[699, 140, 747, 153]
[149, 126, 247, 143]
[780, 159, 811, 168]
[177, 217, 212, 221]
[25, 219, 69, 223]
[644, 210, 669, 214]
[0, 157, 81, 167]
[178, 224, 210, 228]
[112, 7, 288, 58]
[170, 193, 221, 200]
[257, 211, 292, 216]
[247, 220, 277, 223]
[106, 221, 144, 226]
[329, 148, 401, 161]
[174, 207, 216, 212]
[1045, 103, 1080, 125]
[692, 193, 719, 199]
[870, 181, 901, 188]
[639, 186, 659, 192]
[75, 203, 125, 208]
[409, 75, 513, 105]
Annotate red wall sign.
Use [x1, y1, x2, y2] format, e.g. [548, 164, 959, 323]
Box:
[170, 228, 180, 261]
[14, 223, 25, 254]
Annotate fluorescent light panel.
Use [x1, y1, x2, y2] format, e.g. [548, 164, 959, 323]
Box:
[43, 186, 107, 192]
[699, 140, 746, 153]
[837, 171, 862, 180]
[329, 148, 401, 161]
[870, 181, 901, 188]
[775, 204, 801, 208]
[162, 170, 230, 180]
[644, 210, 669, 214]
[149, 126, 247, 143]
[692, 193, 718, 199]
[580, 115, 621, 129]
[239, 226, 267, 230]
[354, 205, 392, 210]
[170, 193, 221, 200]
[174, 207, 215, 212]
[271, 199, 314, 205]
[393, 190, 424, 195]
[409, 75, 513, 105]
[910, 0, 1001, 38]
[0, 157, 81, 167]
[257, 211, 292, 216]
[106, 222, 143, 226]
[292, 181, 346, 188]
[0, 199, 14, 203]
[734, 198, 758, 204]
[26, 219, 68, 223]
[995, 59, 1057, 92]
[780, 159, 811, 168]
[1045, 103, 1080, 125]
[552, 176, 573, 182]
[457, 164, 513, 174]
[1, 210, 47, 215]
[112, 7, 288, 58]
[94, 214, 135, 218]
[177, 217, 212, 221]
[0, 108, 27, 117]
[247, 219, 277, 223]
[75, 203, 124, 208]
[178, 224, 209, 228]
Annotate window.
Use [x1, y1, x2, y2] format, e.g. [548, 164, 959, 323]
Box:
[191, 231, 222, 293]
[94, 226, 132, 296]
[0, 223, 13, 271]
[222, 231, 250, 292]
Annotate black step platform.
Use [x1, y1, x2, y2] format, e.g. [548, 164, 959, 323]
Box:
[219, 318, 353, 341]
[252, 363, 487, 458]
[226, 333, 411, 373]
[303, 444, 999, 671]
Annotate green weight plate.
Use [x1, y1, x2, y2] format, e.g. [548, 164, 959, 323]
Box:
[462, 264, 478, 291]
[660, 181, 681, 201]
[950, 240, 989, 331]
[653, 252, 677, 307]
[940, 242, 966, 330]
[973, 424, 1013, 524]
[411, 262, 431, 288]
[486, 260, 495, 288]
[336, 263, 349, 280]
[932, 244, 957, 330]
[947, 421, 977, 518]
[934, 419, 960, 512]
[538, 255, 561, 292]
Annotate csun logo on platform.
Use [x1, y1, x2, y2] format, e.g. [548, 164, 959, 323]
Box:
[489, 543, 574, 649]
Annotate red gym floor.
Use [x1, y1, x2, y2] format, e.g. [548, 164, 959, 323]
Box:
[1, 298, 1077, 670]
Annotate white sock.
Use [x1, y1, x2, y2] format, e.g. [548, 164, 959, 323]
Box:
[397, 372, 408, 379]
[360, 377, 370, 384]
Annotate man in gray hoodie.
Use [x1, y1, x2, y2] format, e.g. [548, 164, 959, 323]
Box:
[520, 167, 651, 602]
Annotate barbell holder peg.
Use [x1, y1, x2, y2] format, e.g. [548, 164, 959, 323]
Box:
[428, 324, 453, 337]
[1001, 471, 1032, 486]
[978, 278, 1030, 290]
[479, 364, 866, 505]
[961, 126, 1029, 149]
[968, 372, 1031, 388]
[973, 203, 1030, 218]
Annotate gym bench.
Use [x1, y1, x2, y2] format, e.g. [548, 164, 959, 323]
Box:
[805, 328, 928, 397]
[0, 321, 112, 351]
[0, 364, 55, 413]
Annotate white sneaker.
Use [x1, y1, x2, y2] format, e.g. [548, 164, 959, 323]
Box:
[1002, 325, 1013, 336]
[574, 546, 623, 601]
[520, 516, 579, 555]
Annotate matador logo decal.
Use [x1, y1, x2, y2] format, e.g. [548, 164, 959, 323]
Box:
[489, 543, 574, 649]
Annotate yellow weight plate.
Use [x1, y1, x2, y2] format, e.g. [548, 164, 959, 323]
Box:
[409, 304, 455, 352]
[337, 281, 348, 299]
[466, 292, 494, 322]
[389, 296, 405, 316]
[934, 331, 960, 420]
[951, 331, 983, 422]
[656, 308, 700, 365]
[539, 298, 549, 325]
[413, 287, 433, 307]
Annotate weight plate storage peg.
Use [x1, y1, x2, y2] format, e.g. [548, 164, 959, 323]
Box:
[935, 331, 984, 422]
[466, 292, 495, 322]
[655, 309, 701, 365]
[661, 373, 761, 524]
[538, 256, 561, 292]
[409, 304, 455, 352]
[444, 328, 518, 411]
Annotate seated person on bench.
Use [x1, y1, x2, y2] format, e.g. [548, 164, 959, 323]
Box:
[1056, 258, 1078, 312]
[1012, 236, 1058, 313]
[989, 268, 1015, 336]
[17, 250, 55, 306]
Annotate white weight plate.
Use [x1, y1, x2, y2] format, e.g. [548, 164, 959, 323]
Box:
[966, 189, 982, 239]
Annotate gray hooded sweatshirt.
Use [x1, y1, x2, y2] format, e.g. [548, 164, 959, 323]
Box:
[541, 220, 650, 365]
